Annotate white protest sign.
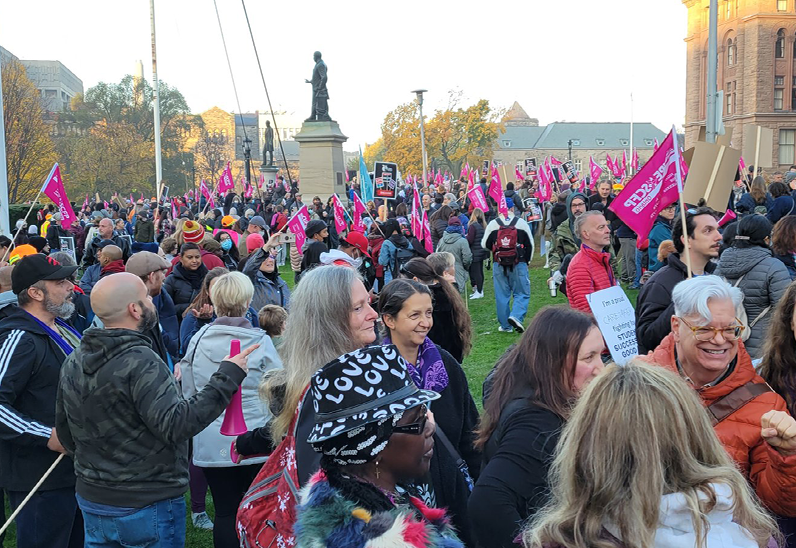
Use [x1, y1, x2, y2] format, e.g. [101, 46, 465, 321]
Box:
[586, 285, 638, 365]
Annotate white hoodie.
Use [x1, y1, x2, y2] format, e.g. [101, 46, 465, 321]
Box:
[606, 483, 759, 548]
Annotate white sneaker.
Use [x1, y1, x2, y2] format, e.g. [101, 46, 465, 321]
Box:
[192, 511, 214, 530]
[498, 326, 514, 333]
[470, 290, 484, 299]
[508, 317, 525, 333]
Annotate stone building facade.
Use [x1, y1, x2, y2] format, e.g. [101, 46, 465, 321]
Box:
[683, 0, 796, 168]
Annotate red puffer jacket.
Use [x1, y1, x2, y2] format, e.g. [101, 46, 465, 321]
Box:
[642, 334, 796, 517]
[566, 244, 616, 313]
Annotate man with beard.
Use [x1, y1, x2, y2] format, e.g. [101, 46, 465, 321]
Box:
[55, 273, 255, 548]
[0, 254, 83, 548]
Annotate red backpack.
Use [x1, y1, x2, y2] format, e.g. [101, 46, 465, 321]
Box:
[492, 216, 520, 268]
[236, 392, 305, 548]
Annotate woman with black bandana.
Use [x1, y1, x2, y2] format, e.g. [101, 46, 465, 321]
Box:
[295, 345, 463, 548]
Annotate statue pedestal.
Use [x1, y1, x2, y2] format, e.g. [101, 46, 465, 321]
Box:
[294, 121, 348, 201]
[258, 164, 279, 197]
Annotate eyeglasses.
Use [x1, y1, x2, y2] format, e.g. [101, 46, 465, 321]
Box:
[393, 405, 428, 435]
[571, 201, 586, 207]
[677, 316, 744, 342]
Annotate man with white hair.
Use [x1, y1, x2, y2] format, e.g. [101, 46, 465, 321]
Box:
[642, 275, 796, 517]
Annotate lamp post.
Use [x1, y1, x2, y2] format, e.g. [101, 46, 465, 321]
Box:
[412, 89, 428, 185]
[568, 139, 573, 162]
[243, 136, 252, 194]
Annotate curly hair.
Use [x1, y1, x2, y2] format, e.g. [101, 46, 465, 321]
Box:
[759, 281, 796, 415]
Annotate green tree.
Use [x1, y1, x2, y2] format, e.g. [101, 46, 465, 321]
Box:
[2, 60, 58, 202]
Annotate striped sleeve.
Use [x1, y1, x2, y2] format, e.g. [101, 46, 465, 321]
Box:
[0, 331, 51, 445]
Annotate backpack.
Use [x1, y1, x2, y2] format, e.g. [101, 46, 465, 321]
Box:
[731, 275, 771, 342]
[393, 245, 416, 279]
[491, 217, 520, 268]
[236, 391, 306, 548]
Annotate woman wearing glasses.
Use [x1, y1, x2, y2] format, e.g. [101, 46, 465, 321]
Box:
[295, 345, 463, 548]
[379, 279, 480, 546]
[715, 214, 790, 359]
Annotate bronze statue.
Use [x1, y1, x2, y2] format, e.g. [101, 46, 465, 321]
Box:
[262, 120, 274, 166]
[305, 51, 330, 122]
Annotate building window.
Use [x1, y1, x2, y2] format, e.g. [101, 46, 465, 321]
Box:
[574, 160, 582, 173]
[780, 129, 795, 164]
[775, 88, 785, 110]
[727, 90, 733, 114]
[644, 139, 653, 146]
[620, 139, 629, 146]
[793, 88, 796, 110]
[776, 29, 786, 58]
[727, 39, 736, 65]
[596, 138, 605, 146]
[571, 139, 580, 146]
[778, 0, 787, 10]
[503, 140, 511, 147]
[777, 75, 785, 85]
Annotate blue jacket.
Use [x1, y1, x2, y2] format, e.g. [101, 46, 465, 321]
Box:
[154, 291, 179, 359]
[648, 217, 672, 272]
[379, 235, 414, 284]
[736, 192, 773, 215]
[79, 263, 101, 295]
[767, 195, 795, 225]
[242, 249, 291, 311]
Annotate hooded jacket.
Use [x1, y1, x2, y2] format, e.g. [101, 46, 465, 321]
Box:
[436, 231, 473, 292]
[56, 328, 245, 507]
[549, 192, 587, 272]
[648, 216, 673, 272]
[566, 244, 617, 313]
[0, 307, 78, 491]
[379, 234, 414, 284]
[715, 246, 791, 359]
[243, 249, 291, 311]
[180, 319, 281, 467]
[642, 334, 796, 517]
[133, 216, 154, 243]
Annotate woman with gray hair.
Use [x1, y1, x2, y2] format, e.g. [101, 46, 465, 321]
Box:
[180, 271, 281, 548]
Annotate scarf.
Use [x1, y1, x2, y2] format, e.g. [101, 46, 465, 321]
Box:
[445, 225, 464, 236]
[383, 336, 448, 392]
[175, 262, 207, 291]
[27, 311, 81, 357]
[101, 259, 126, 277]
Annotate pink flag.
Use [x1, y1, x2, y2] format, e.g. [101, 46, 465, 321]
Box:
[515, 166, 524, 182]
[82, 194, 89, 209]
[653, 139, 660, 152]
[41, 164, 76, 228]
[332, 194, 347, 234]
[488, 174, 509, 217]
[467, 185, 489, 211]
[243, 177, 253, 199]
[287, 205, 311, 253]
[632, 149, 639, 171]
[411, 183, 423, 237]
[460, 165, 467, 179]
[608, 128, 684, 242]
[345, 169, 350, 183]
[103, 201, 109, 210]
[589, 157, 604, 191]
[200, 179, 211, 201]
[172, 199, 178, 218]
[621, 150, 628, 171]
[218, 162, 234, 193]
[739, 156, 747, 183]
[549, 156, 562, 167]
[352, 193, 367, 232]
[538, 161, 552, 201]
[258, 173, 265, 189]
[422, 210, 433, 254]
[129, 193, 134, 203]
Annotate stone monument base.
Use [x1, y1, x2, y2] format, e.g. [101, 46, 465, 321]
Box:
[294, 121, 348, 202]
[258, 164, 279, 198]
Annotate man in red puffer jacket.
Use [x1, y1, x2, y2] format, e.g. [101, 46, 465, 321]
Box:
[566, 211, 616, 313]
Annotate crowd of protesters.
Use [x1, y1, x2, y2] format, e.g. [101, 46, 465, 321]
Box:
[2, 162, 796, 548]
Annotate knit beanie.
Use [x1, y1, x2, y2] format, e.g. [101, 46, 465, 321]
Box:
[182, 220, 205, 244]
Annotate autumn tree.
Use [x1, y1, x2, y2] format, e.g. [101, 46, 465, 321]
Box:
[2, 59, 58, 202]
[193, 129, 233, 185]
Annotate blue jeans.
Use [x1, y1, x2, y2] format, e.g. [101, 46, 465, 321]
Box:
[81, 496, 186, 548]
[492, 262, 530, 329]
[633, 248, 643, 286]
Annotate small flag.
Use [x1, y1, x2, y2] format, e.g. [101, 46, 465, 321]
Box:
[287, 205, 311, 253]
[41, 164, 76, 228]
[332, 194, 347, 234]
[352, 193, 367, 233]
[218, 162, 234, 193]
[359, 148, 373, 203]
[589, 157, 604, 190]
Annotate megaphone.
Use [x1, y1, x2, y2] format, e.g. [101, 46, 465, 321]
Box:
[220, 339, 248, 436]
[718, 208, 737, 227]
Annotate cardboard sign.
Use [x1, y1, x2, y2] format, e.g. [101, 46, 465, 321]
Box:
[373, 162, 398, 199]
[561, 160, 579, 183]
[682, 141, 741, 211]
[59, 236, 76, 262]
[742, 124, 774, 169]
[586, 285, 638, 365]
[525, 157, 537, 177]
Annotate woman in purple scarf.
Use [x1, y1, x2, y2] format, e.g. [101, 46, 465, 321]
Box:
[379, 278, 481, 546]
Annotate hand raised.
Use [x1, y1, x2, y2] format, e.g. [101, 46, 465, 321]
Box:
[223, 344, 260, 373]
[761, 410, 796, 456]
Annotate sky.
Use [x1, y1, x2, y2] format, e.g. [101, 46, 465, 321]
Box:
[1, 0, 687, 152]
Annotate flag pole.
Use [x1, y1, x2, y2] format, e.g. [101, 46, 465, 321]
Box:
[672, 124, 692, 279]
[150, 0, 163, 202]
[0, 454, 65, 535]
[0, 62, 9, 237]
[1, 164, 57, 263]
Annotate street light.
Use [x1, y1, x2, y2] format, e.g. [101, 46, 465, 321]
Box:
[568, 139, 573, 162]
[412, 89, 428, 184]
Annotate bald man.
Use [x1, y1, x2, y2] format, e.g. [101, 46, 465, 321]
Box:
[56, 273, 257, 548]
[98, 245, 125, 278]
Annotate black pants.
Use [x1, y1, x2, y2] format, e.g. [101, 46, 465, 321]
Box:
[202, 465, 260, 548]
[8, 487, 83, 548]
[469, 260, 484, 292]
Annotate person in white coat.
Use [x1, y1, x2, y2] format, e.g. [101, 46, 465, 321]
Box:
[523, 361, 780, 548]
[180, 271, 282, 548]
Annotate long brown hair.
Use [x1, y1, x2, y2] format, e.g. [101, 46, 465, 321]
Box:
[750, 176, 767, 204]
[474, 306, 597, 450]
[759, 281, 796, 415]
[430, 205, 453, 224]
[772, 215, 796, 255]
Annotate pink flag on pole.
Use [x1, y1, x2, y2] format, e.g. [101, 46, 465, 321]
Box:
[82, 194, 89, 209]
[103, 201, 109, 210]
[200, 180, 211, 201]
[608, 127, 683, 242]
[467, 185, 489, 211]
[515, 166, 524, 181]
[538, 161, 552, 201]
[218, 162, 234, 193]
[332, 194, 347, 234]
[549, 156, 562, 167]
[422, 210, 433, 254]
[632, 149, 639, 171]
[589, 157, 603, 190]
[352, 193, 367, 233]
[411, 183, 423, 236]
[739, 156, 747, 183]
[621, 150, 628, 171]
[345, 169, 350, 183]
[172, 199, 178, 218]
[129, 194, 134, 203]
[653, 139, 660, 152]
[488, 174, 509, 217]
[41, 164, 76, 228]
[287, 205, 311, 253]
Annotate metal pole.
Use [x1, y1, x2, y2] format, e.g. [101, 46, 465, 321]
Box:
[629, 92, 634, 176]
[706, 0, 718, 143]
[413, 90, 428, 185]
[0, 61, 10, 236]
[150, 0, 163, 200]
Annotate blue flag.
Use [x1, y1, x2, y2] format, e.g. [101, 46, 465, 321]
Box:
[359, 148, 373, 203]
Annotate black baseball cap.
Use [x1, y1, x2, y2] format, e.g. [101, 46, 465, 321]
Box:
[12, 254, 79, 295]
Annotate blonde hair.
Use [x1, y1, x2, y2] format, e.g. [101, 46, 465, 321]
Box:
[172, 218, 187, 247]
[209, 271, 253, 318]
[524, 361, 778, 548]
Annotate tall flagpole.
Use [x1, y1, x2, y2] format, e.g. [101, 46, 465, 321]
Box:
[629, 93, 634, 177]
[0, 61, 9, 236]
[706, 0, 718, 143]
[150, 0, 163, 201]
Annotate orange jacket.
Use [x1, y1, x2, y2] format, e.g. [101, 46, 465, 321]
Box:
[641, 334, 796, 517]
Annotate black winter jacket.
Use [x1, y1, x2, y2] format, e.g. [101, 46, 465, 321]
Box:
[467, 222, 487, 262]
[163, 263, 207, 319]
[635, 253, 716, 354]
[0, 307, 78, 491]
[56, 328, 244, 508]
[45, 223, 68, 252]
[83, 234, 131, 267]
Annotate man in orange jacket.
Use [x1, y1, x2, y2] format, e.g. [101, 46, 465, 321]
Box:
[566, 211, 616, 313]
[641, 275, 796, 517]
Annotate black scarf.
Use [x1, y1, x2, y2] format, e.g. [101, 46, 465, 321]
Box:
[176, 262, 208, 291]
[262, 268, 280, 283]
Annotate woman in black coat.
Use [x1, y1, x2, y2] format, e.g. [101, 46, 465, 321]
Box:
[467, 208, 487, 298]
[429, 205, 454, 250]
[469, 306, 605, 548]
[163, 243, 209, 320]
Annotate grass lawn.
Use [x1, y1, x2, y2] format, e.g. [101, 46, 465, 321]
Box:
[3, 249, 639, 547]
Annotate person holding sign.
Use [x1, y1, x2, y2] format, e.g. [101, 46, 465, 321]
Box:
[642, 275, 796, 519]
[565, 211, 616, 313]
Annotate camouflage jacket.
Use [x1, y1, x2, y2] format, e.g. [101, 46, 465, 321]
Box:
[56, 327, 245, 508]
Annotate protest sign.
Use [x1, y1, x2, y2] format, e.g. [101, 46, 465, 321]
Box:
[587, 285, 638, 366]
[681, 141, 741, 212]
[373, 162, 398, 199]
[59, 237, 76, 262]
[742, 124, 774, 169]
[524, 158, 537, 177]
[561, 160, 579, 183]
[482, 160, 489, 173]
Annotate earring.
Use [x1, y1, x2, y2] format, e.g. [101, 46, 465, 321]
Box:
[374, 460, 380, 479]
